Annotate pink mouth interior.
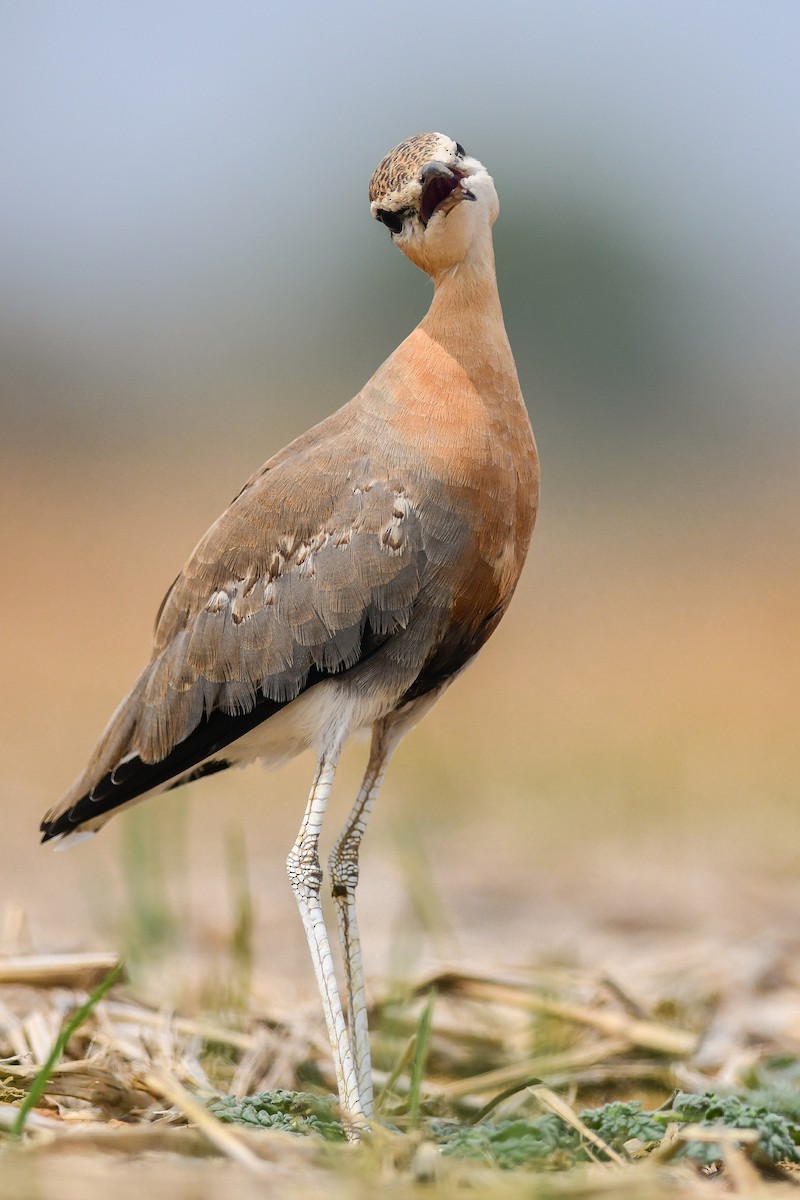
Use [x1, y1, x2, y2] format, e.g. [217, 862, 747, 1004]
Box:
[420, 172, 462, 225]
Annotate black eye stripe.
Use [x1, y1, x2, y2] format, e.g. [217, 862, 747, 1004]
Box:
[375, 209, 406, 234]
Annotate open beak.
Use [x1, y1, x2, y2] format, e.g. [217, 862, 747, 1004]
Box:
[419, 161, 475, 226]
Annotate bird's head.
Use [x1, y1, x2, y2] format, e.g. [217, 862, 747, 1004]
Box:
[369, 133, 499, 278]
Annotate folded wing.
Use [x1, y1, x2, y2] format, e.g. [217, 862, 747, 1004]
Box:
[41, 428, 469, 839]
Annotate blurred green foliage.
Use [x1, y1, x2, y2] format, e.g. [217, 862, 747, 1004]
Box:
[209, 1086, 800, 1170]
[211, 1089, 347, 1142]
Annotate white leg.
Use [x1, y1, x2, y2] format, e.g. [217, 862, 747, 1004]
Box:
[328, 694, 443, 1118]
[286, 756, 364, 1131]
[328, 721, 397, 1119]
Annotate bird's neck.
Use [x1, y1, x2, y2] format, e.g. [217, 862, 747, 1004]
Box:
[363, 224, 526, 435]
[419, 228, 508, 360]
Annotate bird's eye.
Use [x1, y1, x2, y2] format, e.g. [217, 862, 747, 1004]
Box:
[455, 142, 466, 158]
[375, 208, 405, 234]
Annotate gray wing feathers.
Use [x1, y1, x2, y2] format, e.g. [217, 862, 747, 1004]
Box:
[127, 477, 433, 764]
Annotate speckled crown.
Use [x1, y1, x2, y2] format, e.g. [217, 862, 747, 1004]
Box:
[368, 133, 447, 207]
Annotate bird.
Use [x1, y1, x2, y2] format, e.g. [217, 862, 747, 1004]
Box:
[41, 132, 540, 1132]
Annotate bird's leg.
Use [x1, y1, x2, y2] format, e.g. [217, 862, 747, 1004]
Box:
[286, 755, 364, 1132]
[328, 718, 400, 1119]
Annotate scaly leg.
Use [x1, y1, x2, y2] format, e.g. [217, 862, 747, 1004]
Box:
[329, 695, 443, 1118]
[328, 722, 396, 1118]
[286, 755, 364, 1132]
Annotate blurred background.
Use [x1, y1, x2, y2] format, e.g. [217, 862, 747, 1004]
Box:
[1, 1, 799, 1000]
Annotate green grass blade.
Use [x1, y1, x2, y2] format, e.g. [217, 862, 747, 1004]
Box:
[225, 824, 254, 1006]
[374, 1034, 416, 1114]
[407, 986, 436, 1127]
[10, 961, 123, 1139]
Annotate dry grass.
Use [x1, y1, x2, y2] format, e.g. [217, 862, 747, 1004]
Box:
[2, 938, 800, 1196]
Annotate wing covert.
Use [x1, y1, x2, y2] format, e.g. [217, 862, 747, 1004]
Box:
[136, 475, 427, 762]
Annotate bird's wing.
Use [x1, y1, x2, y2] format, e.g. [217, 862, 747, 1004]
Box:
[41, 409, 470, 838]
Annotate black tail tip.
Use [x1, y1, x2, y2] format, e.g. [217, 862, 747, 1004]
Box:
[40, 812, 71, 843]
